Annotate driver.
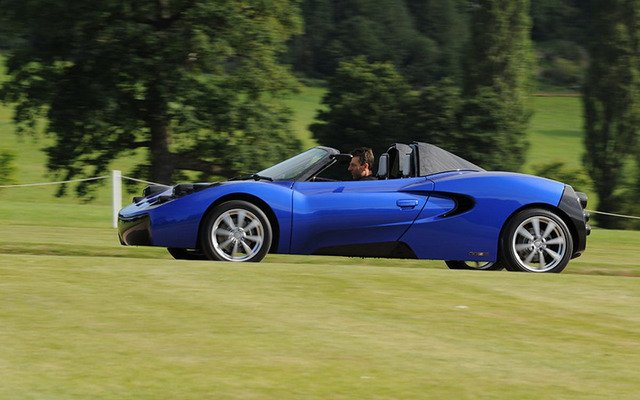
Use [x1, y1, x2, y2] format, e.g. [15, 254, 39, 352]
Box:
[348, 147, 377, 180]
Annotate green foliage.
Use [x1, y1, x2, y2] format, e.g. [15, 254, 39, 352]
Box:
[311, 46, 535, 172]
[0, 0, 303, 194]
[530, 0, 587, 43]
[582, 0, 640, 228]
[460, 0, 534, 171]
[535, 40, 588, 91]
[288, 0, 591, 92]
[530, 161, 592, 193]
[456, 88, 527, 170]
[309, 58, 463, 159]
[405, 0, 469, 83]
[310, 57, 416, 156]
[289, 0, 467, 86]
[408, 80, 462, 147]
[0, 148, 17, 187]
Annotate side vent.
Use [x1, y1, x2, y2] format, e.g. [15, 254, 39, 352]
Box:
[438, 193, 476, 218]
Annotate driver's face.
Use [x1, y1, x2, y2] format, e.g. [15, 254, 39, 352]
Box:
[348, 156, 366, 179]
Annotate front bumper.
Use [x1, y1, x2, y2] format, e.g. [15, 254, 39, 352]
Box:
[118, 213, 152, 245]
[558, 185, 590, 257]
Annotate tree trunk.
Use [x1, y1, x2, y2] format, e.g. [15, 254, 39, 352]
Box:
[149, 121, 174, 185]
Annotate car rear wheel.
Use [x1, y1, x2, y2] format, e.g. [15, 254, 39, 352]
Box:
[445, 260, 504, 271]
[501, 208, 573, 273]
[200, 200, 272, 262]
[167, 248, 207, 260]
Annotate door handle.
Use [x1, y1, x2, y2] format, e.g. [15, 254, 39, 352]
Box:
[397, 199, 419, 209]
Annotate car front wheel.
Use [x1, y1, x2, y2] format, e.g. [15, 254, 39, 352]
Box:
[200, 200, 272, 262]
[501, 208, 573, 273]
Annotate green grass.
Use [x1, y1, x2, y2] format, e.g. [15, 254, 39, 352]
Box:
[1, 251, 639, 399]
[283, 86, 326, 150]
[525, 96, 584, 171]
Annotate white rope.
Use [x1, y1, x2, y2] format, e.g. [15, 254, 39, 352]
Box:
[0, 175, 109, 188]
[121, 175, 164, 186]
[3, 174, 640, 221]
[587, 209, 640, 220]
[0, 175, 164, 188]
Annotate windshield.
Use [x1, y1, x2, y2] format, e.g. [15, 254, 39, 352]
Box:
[256, 148, 331, 181]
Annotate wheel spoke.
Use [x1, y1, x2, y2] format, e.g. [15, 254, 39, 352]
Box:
[244, 235, 263, 244]
[231, 241, 239, 258]
[517, 227, 534, 241]
[545, 237, 565, 246]
[244, 220, 261, 232]
[237, 210, 246, 228]
[215, 229, 232, 237]
[542, 221, 556, 240]
[543, 247, 562, 261]
[218, 237, 234, 250]
[223, 214, 236, 229]
[538, 250, 546, 267]
[531, 218, 541, 237]
[240, 240, 253, 255]
[515, 243, 532, 252]
[523, 249, 536, 265]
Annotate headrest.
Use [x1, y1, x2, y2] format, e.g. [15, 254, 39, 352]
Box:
[377, 153, 389, 179]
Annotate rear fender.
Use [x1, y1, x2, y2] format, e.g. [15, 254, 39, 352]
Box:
[400, 172, 566, 261]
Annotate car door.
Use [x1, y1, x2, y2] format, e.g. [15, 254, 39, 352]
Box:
[290, 178, 433, 256]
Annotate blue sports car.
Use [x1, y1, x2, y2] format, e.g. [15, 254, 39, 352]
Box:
[118, 142, 590, 273]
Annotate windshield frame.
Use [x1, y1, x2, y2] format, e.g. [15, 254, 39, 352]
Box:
[255, 146, 339, 182]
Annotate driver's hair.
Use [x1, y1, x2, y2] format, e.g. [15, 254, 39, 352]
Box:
[350, 147, 374, 167]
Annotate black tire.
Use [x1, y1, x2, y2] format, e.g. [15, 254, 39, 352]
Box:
[501, 208, 573, 273]
[167, 248, 207, 260]
[200, 200, 272, 262]
[445, 260, 504, 271]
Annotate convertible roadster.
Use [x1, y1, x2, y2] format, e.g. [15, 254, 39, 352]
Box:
[118, 142, 590, 273]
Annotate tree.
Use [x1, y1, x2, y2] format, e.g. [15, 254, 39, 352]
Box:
[408, 79, 462, 147]
[583, 0, 640, 228]
[0, 149, 17, 188]
[310, 57, 415, 157]
[530, 0, 588, 91]
[530, 0, 586, 43]
[0, 0, 303, 195]
[405, 0, 469, 84]
[288, 0, 447, 86]
[459, 0, 534, 171]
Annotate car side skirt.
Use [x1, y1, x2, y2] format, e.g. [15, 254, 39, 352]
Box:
[312, 241, 418, 259]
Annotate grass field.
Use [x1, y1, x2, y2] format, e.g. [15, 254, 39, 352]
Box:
[527, 96, 583, 170]
[1, 247, 639, 399]
[1, 79, 639, 398]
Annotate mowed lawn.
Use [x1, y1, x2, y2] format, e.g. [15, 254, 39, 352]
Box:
[1, 249, 639, 399]
[1, 90, 639, 399]
[526, 96, 584, 170]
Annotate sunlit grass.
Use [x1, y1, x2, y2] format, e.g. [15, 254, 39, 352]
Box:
[0, 252, 638, 399]
[525, 96, 584, 171]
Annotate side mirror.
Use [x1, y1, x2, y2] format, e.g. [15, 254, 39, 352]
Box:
[331, 154, 353, 164]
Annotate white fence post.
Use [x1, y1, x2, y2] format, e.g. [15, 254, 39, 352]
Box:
[112, 170, 122, 229]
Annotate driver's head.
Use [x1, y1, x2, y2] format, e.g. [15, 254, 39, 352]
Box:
[348, 147, 374, 180]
